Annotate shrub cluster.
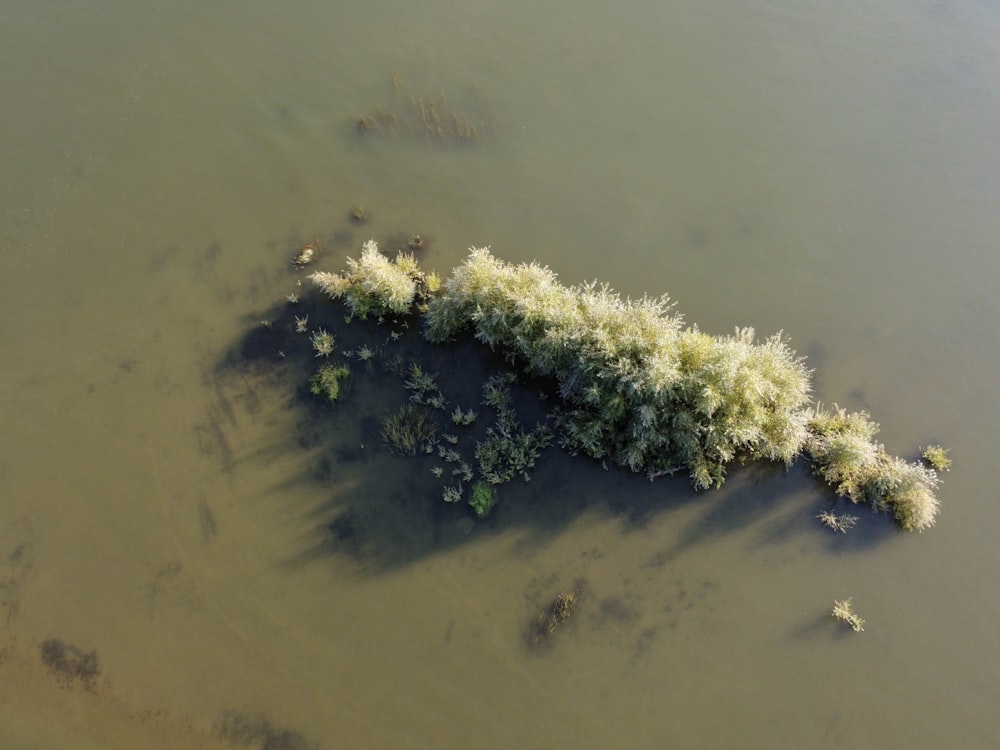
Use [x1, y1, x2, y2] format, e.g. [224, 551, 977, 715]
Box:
[424, 248, 811, 490]
[310, 244, 944, 530]
[311, 239, 439, 321]
[804, 406, 940, 531]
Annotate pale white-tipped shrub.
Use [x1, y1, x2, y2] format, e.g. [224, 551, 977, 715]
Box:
[311, 239, 418, 320]
[871, 456, 940, 532]
[832, 598, 865, 632]
[312, 246, 943, 530]
[425, 248, 811, 489]
[804, 404, 941, 531]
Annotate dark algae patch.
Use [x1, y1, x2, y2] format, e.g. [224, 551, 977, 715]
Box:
[213, 709, 318, 750]
[39, 637, 101, 690]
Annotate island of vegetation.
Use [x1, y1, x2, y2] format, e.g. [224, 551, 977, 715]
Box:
[303, 240, 944, 532]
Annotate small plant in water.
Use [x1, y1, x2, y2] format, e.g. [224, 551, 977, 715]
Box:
[468, 481, 496, 518]
[832, 598, 865, 632]
[921, 445, 952, 472]
[310, 328, 335, 357]
[309, 364, 351, 403]
[302, 242, 946, 532]
[451, 406, 477, 426]
[528, 588, 581, 648]
[817, 510, 859, 533]
[442, 483, 463, 503]
[381, 403, 439, 456]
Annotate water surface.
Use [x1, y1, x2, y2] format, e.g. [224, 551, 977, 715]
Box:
[2, 1, 998, 748]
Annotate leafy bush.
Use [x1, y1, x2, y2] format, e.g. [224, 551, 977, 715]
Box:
[468, 481, 496, 518]
[804, 405, 940, 531]
[310, 243, 945, 530]
[311, 240, 425, 321]
[425, 248, 811, 489]
[309, 364, 351, 403]
[921, 445, 952, 472]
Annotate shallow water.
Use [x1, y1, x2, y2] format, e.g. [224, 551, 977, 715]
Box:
[2, 1, 999, 748]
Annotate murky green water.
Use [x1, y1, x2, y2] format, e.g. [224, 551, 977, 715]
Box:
[2, 1, 998, 748]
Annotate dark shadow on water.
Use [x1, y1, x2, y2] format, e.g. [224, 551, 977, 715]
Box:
[208, 291, 898, 576]
[789, 608, 861, 643]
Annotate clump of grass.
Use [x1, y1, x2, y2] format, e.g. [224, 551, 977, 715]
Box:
[310, 328, 335, 357]
[451, 406, 477, 426]
[921, 445, 952, 472]
[309, 364, 351, 403]
[817, 510, 859, 533]
[832, 598, 865, 632]
[474, 374, 552, 486]
[404, 363, 445, 407]
[441, 483, 463, 503]
[468, 481, 496, 518]
[381, 404, 439, 456]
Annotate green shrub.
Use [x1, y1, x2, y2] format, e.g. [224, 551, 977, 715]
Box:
[804, 405, 940, 531]
[921, 445, 952, 472]
[468, 481, 496, 518]
[426, 248, 811, 489]
[309, 364, 351, 403]
[307, 244, 944, 531]
[311, 240, 424, 321]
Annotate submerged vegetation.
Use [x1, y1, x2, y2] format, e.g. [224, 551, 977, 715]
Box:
[309, 364, 351, 404]
[528, 587, 582, 648]
[299, 241, 947, 530]
[382, 404, 440, 456]
[355, 74, 497, 144]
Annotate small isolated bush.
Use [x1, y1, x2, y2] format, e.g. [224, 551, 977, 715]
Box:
[310, 328, 335, 357]
[311, 239, 427, 321]
[817, 510, 859, 533]
[832, 598, 865, 632]
[309, 364, 351, 403]
[921, 444, 952, 472]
